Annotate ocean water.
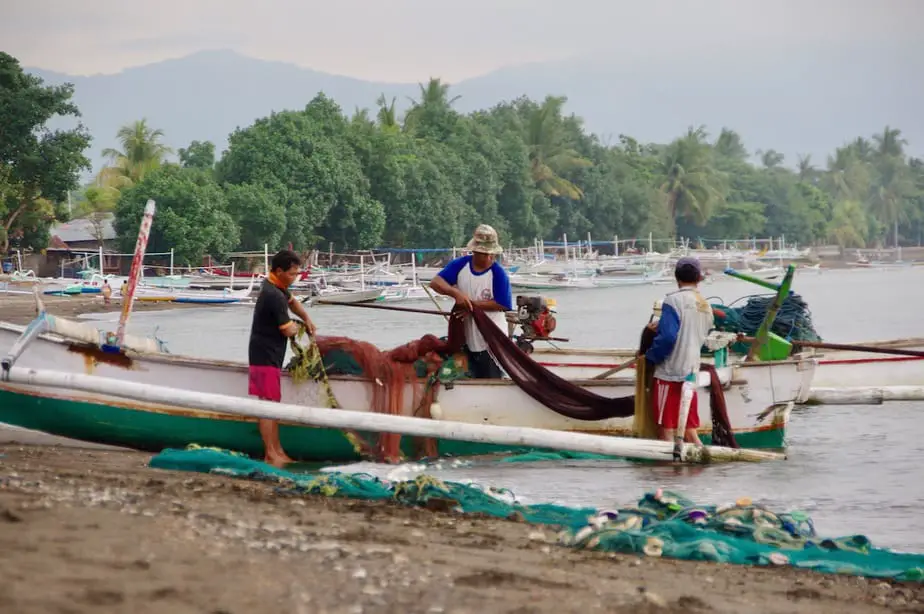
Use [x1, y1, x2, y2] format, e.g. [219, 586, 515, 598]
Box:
[77, 267, 924, 551]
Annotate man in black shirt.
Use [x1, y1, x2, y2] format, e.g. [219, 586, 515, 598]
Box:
[248, 250, 316, 466]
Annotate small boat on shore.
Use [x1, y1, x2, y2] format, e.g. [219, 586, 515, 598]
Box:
[0, 318, 797, 461]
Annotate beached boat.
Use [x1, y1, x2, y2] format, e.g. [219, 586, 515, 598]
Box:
[800, 338, 924, 389]
[0, 321, 794, 461]
[302, 286, 385, 305]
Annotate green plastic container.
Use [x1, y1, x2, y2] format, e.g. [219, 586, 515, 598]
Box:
[757, 332, 792, 361]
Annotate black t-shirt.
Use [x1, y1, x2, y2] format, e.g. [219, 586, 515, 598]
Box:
[248, 280, 293, 368]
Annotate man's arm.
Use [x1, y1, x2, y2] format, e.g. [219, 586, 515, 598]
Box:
[288, 295, 317, 336]
[430, 257, 473, 309]
[644, 303, 680, 365]
[272, 291, 299, 338]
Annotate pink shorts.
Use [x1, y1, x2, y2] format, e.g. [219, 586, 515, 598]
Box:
[248, 365, 282, 402]
[652, 377, 700, 429]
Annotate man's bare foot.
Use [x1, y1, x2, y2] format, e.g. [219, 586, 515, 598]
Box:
[264, 452, 294, 468]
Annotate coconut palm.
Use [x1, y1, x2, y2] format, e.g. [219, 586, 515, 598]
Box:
[823, 146, 870, 202]
[873, 126, 907, 159]
[659, 126, 726, 228]
[713, 128, 748, 162]
[522, 96, 591, 200]
[870, 155, 913, 247]
[796, 154, 816, 182]
[375, 94, 399, 132]
[100, 119, 172, 185]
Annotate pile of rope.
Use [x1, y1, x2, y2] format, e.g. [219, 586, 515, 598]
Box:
[150, 446, 924, 582]
[712, 293, 822, 352]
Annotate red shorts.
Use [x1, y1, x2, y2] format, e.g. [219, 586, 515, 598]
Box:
[248, 365, 282, 402]
[651, 377, 700, 429]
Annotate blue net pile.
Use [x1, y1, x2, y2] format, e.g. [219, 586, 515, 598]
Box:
[712, 293, 822, 353]
[150, 447, 923, 582]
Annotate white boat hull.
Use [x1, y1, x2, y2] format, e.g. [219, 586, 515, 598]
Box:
[0, 322, 791, 448]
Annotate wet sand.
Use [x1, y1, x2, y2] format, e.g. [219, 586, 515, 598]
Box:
[0, 293, 219, 326]
[1, 444, 921, 614]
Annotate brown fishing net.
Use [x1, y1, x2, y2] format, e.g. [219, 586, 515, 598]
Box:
[294, 308, 736, 463]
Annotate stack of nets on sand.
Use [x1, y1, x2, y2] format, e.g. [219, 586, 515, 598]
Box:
[151, 447, 924, 582]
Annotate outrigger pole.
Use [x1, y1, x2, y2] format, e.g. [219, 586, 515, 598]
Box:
[724, 264, 796, 361]
[1, 366, 784, 464]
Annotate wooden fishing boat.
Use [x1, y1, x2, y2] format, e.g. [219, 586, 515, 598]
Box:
[0, 321, 794, 462]
[801, 338, 924, 389]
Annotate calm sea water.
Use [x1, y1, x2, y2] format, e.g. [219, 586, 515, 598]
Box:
[79, 267, 924, 551]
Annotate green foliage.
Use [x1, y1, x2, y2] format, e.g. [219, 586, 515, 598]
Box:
[13, 39, 920, 257]
[217, 94, 384, 250]
[178, 140, 216, 170]
[0, 52, 91, 251]
[115, 165, 237, 264]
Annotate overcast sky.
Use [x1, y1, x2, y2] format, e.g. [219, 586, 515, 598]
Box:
[4, 0, 922, 82]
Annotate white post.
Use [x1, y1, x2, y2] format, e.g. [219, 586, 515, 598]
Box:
[169, 249, 174, 276]
[229, 261, 235, 290]
[649, 232, 653, 254]
[411, 251, 418, 285]
[360, 254, 366, 291]
[16, 249, 23, 272]
[562, 233, 569, 264]
[587, 232, 593, 257]
[264, 244, 269, 275]
[98, 245, 104, 276]
[614, 235, 619, 258]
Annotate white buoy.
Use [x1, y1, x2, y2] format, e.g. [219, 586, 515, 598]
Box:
[1, 366, 784, 464]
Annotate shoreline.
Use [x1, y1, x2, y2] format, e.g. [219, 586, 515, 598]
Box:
[0, 293, 224, 326]
[0, 444, 920, 613]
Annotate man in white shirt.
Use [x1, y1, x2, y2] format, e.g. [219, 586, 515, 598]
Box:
[430, 224, 513, 378]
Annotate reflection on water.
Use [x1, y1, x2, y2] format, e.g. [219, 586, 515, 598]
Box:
[79, 268, 924, 550]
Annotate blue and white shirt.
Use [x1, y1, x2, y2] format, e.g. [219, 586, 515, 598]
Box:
[437, 256, 513, 352]
[645, 287, 713, 382]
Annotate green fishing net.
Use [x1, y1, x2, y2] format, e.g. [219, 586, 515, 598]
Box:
[149, 447, 924, 582]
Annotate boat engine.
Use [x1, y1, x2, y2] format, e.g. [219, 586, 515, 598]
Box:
[508, 295, 557, 353]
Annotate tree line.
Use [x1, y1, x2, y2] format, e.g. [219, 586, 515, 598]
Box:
[3, 51, 923, 264]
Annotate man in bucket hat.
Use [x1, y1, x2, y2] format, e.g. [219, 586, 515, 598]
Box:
[644, 257, 713, 449]
[430, 224, 512, 378]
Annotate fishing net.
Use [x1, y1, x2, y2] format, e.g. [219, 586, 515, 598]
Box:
[284, 321, 469, 464]
[150, 447, 924, 582]
[282, 310, 739, 463]
[712, 293, 822, 354]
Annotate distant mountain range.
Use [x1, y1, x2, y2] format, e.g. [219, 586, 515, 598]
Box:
[26, 45, 924, 178]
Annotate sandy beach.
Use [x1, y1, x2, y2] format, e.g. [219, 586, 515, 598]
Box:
[0, 292, 219, 326]
[0, 442, 921, 614]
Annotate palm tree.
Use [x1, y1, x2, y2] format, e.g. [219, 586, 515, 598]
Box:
[823, 146, 870, 202]
[523, 96, 591, 200]
[375, 94, 399, 132]
[713, 128, 748, 162]
[796, 154, 816, 182]
[757, 149, 785, 171]
[848, 137, 875, 164]
[403, 78, 460, 136]
[659, 127, 726, 229]
[873, 126, 907, 159]
[101, 119, 172, 185]
[870, 155, 913, 247]
[826, 201, 868, 248]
